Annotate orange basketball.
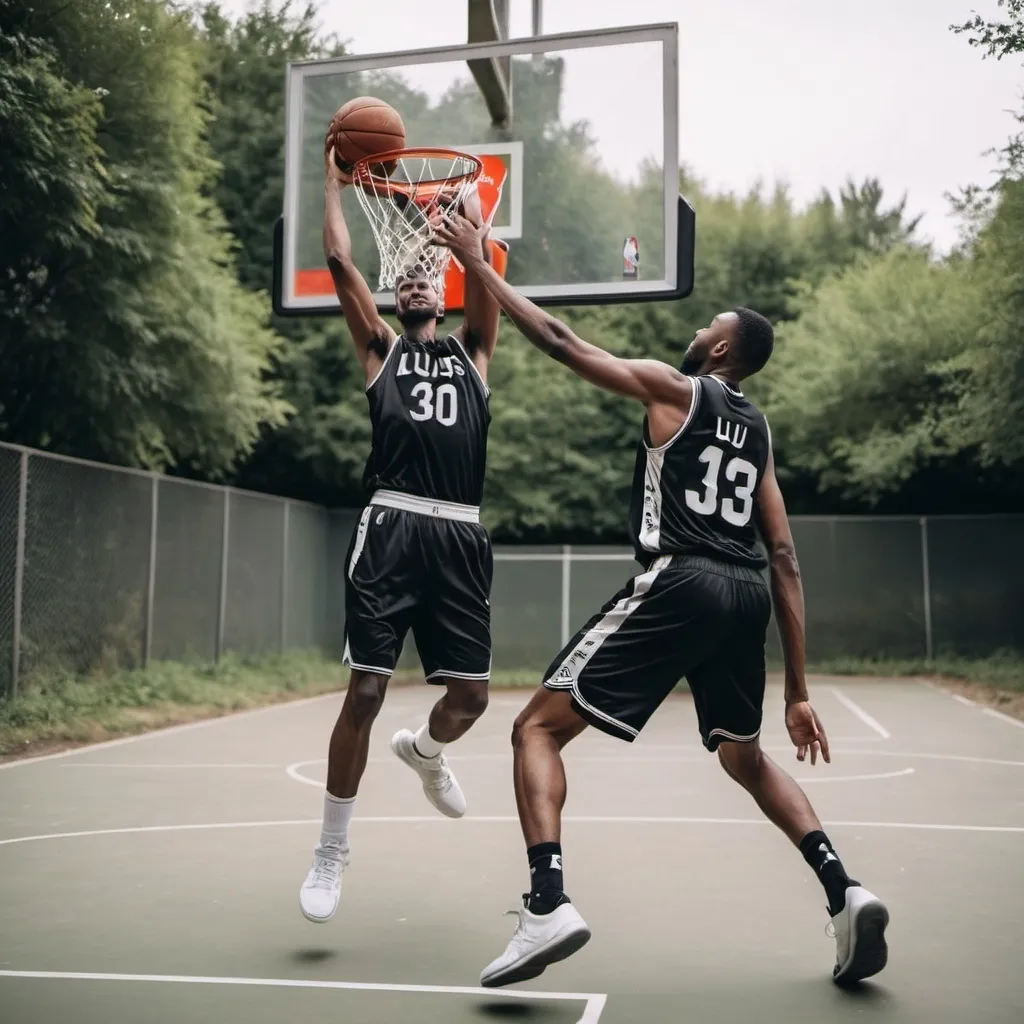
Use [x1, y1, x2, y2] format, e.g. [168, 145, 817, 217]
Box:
[327, 97, 405, 173]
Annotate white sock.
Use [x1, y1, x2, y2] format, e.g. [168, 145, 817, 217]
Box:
[320, 792, 355, 853]
[413, 722, 445, 759]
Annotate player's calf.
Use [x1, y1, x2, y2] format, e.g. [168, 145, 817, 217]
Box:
[716, 739, 889, 983]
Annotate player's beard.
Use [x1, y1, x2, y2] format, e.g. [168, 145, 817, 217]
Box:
[397, 304, 438, 328]
[679, 350, 703, 375]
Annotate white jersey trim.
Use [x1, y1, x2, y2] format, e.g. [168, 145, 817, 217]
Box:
[644, 376, 703, 453]
[709, 373, 743, 397]
[364, 335, 400, 392]
[451, 334, 490, 397]
[637, 377, 702, 552]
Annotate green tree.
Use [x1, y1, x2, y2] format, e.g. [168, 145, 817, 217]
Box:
[0, 0, 286, 473]
[759, 247, 979, 503]
[951, 0, 1024, 59]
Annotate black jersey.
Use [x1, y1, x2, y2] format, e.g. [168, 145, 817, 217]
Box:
[627, 374, 771, 569]
[362, 334, 491, 506]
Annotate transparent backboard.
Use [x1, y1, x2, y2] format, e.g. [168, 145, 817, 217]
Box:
[275, 24, 691, 315]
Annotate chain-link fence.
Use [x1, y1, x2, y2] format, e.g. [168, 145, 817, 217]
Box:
[0, 444, 333, 696]
[2, 441, 1022, 695]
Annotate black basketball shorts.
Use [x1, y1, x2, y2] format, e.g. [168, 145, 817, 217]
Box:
[342, 490, 493, 681]
[544, 554, 772, 750]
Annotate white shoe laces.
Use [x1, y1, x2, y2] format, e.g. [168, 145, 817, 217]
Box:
[501, 908, 530, 952]
[309, 855, 342, 889]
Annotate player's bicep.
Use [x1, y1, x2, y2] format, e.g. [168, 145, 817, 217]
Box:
[578, 352, 689, 406]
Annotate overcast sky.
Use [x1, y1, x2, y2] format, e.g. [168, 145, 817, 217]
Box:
[222, 0, 1022, 252]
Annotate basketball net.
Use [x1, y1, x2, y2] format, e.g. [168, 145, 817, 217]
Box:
[352, 149, 508, 313]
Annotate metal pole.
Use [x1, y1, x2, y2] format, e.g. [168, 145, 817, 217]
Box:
[920, 516, 934, 662]
[532, 0, 543, 36]
[215, 490, 231, 661]
[143, 475, 159, 668]
[10, 452, 28, 696]
[280, 501, 290, 652]
[560, 544, 571, 646]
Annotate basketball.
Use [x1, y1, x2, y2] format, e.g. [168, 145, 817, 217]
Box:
[328, 96, 405, 173]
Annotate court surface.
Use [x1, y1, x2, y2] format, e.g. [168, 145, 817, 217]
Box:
[1, 677, 1022, 1024]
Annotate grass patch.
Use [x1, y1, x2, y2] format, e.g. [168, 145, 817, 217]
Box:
[0, 650, 344, 759]
[803, 650, 1024, 693]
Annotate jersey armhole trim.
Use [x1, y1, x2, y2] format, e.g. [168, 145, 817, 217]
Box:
[364, 335, 399, 393]
[451, 334, 490, 398]
[644, 376, 702, 454]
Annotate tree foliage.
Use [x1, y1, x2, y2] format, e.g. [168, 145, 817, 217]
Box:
[3, 0, 1022, 532]
[0, 0, 286, 473]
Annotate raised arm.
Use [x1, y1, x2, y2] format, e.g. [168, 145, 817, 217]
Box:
[756, 447, 830, 764]
[433, 212, 689, 407]
[450, 187, 500, 378]
[323, 145, 395, 379]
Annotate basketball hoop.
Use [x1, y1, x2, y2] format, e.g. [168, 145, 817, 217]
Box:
[351, 147, 484, 311]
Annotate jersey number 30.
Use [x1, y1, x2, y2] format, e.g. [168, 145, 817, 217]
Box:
[409, 382, 458, 426]
[685, 445, 757, 526]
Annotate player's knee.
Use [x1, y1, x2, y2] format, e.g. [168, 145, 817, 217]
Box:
[717, 739, 763, 784]
[446, 680, 489, 720]
[510, 711, 534, 750]
[346, 671, 388, 725]
[511, 703, 578, 750]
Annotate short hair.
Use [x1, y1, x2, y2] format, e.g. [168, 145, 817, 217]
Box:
[732, 307, 775, 375]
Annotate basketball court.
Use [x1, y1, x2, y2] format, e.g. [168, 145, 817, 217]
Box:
[1, 678, 1022, 1023]
[4, 6, 1019, 1023]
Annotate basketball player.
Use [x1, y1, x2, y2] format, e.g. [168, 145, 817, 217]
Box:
[434, 213, 890, 988]
[298, 147, 500, 924]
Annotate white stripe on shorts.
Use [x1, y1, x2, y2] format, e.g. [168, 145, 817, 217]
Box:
[347, 505, 373, 582]
[545, 555, 672, 736]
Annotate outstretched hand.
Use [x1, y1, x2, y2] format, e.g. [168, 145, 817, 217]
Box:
[786, 700, 830, 765]
[324, 141, 352, 186]
[432, 211, 487, 267]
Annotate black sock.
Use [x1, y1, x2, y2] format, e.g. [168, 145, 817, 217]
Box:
[800, 830, 859, 916]
[526, 842, 569, 914]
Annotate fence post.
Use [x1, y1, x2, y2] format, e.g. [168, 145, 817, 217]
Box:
[143, 475, 159, 668]
[215, 490, 231, 662]
[280, 500, 290, 652]
[10, 451, 28, 696]
[920, 516, 934, 662]
[560, 544, 571, 647]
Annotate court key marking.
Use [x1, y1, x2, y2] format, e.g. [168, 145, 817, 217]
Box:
[0, 970, 607, 1024]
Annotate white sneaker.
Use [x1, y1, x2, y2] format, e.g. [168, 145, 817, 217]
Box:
[828, 885, 889, 985]
[480, 900, 592, 988]
[299, 846, 348, 923]
[390, 729, 466, 818]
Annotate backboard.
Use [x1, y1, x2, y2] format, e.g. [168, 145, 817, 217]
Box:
[273, 23, 693, 316]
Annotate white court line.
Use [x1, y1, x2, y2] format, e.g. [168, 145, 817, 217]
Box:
[829, 687, 891, 739]
[285, 758, 913, 787]
[0, 970, 607, 1024]
[3, 813, 1023, 848]
[0, 692, 345, 771]
[952, 694, 977, 707]
[60, 763, 282, 770]
[760, 748, 1024, 768]
[982, 707, 1024, 730]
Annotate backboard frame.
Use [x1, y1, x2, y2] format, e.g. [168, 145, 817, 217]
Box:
[273, 23, 692, 317]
